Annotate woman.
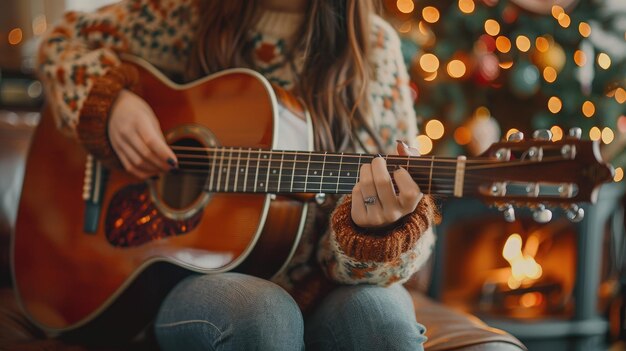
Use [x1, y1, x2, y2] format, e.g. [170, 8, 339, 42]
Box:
[38, 0, 437, 349]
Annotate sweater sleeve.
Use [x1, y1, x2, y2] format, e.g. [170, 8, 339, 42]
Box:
[38, 0, 197, 163]
[317, 16, 436, 286]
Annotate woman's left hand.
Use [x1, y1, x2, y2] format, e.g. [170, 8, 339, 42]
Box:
[351, 140, 423, 229]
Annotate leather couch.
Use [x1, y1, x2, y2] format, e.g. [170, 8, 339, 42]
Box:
[0, 111, 526, 351]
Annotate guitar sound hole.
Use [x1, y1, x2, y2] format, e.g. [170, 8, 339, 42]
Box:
[158, 138, 209, 210]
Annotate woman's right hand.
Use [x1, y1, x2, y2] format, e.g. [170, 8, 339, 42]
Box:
[108, 89, 177, 179]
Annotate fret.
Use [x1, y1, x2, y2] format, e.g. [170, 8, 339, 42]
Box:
[243, 148, 251, 192]
[321, 154, 342, 193]
[290, 151, 297, 192]
[233, 147, 242, 192]
[292, 152, 308, 192]
[224, 147, 233, 192]
[335, 153, 344, 193]
[216, 148, 225, 192]
[209, 147, 218, 191]
[264, 151, 271, 192]
[253, 148, 261, 192]
[318, 152, 327, 192]
[303, 153, 311, 192]
[277, 151, 285, 193]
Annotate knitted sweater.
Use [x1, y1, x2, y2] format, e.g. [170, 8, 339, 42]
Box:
[38, 0, 437, 307]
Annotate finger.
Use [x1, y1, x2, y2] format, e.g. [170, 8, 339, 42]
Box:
[115, 145, 152, 179]
[124, 129, 169, 172]
[358, 163, 383, 214]
[138, 124, 177, 169]
[119, 138, 161, 176]
[351, 184, 368, 226]
[394, 167, 423, 213]
[396, 140, 420, 157]
[371, 156, 398, 209]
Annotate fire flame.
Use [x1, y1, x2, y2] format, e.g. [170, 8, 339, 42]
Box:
[502, 234, 542, 289]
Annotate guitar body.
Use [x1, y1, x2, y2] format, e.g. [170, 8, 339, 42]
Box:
[12, 57, 311, 339]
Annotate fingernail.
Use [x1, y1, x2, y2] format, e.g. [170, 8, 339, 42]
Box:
[396, 140, 409, 148]
[376, 153, 383, 158]
[167, 157, 177, 169]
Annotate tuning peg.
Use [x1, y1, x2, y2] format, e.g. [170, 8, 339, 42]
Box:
[565, 204, 585, 222]
[499, 204, 516, 222]
[568, 127, 582, 140]
[532, 129, 552, 141]
[532, 204, 553, 223]
[507, 131, 524, 142]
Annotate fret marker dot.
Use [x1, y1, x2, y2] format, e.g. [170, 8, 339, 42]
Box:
[347, 172, 351, 176]
[240, 168, 244, 172]
[260, 182, 264, 187]
[263, 155, 267, 158]
[223, 169, 226, 172]
[330, 172, 333, 176]
[314, 171, 318, 175]
[272, 170, 277, 174]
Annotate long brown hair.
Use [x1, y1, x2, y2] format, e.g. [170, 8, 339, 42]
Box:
[187, 0, 382, 153]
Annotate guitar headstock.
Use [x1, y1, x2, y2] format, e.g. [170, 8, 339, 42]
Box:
[472, 128, 614, 223]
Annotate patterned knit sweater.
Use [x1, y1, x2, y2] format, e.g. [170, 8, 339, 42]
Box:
[38, 0, 437, 308]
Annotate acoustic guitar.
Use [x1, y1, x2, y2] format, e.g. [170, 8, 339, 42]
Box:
[12, 55, 614, 342]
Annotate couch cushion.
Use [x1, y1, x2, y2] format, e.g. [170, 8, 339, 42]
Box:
[411, 291, 527, 351]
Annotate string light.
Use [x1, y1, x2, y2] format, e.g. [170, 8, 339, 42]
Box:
[416, 135, 433, 154]
[422, 6, 440, 24]
[424, 71, 438, 81]
[496, 36, 511, 53]
[614, 167, 624, 182]
[454, 126, 472, 145]
[420, 53, 439, 73]
[589, 127, 601, 141]
[574, 50, 586, 66]
[551, 5, 564, 19]
[548, 96, 562, 113]
[425, 119, 445, 139]
[458, 0, 475, 14]
[447, 60, 466, 78]
[535, 37, 550, 53]
[615, 88, 626, 103]
[582, 101, 595, 117]
[397, 0, 414, 14]
[543, 67, 557, 83]
[550, 126, 563, 141]
[484, 19, 500, 36]
[8, 28, 22, 45]
[597, 53, 611, 69]
[601, 127, 614, 144]
[499, 61, 514, 69]
[558, 14, 571, 28]
[516, 35, 531, 52]
[578, 22, 591, 37]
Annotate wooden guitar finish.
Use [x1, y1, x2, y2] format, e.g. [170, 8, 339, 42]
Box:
[11, 56, 615, 342]
[12, 58, 310, 341]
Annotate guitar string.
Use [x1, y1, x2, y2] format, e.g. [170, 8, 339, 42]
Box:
[169, 145, 570, 168]
[171, 150, 569, 172]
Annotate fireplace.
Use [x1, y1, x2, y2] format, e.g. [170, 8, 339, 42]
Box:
[428, 182, 625, 351]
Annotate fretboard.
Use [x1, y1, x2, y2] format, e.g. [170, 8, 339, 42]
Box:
[175, 147, 476, 197]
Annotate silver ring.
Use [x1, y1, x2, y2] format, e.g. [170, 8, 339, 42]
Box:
[364, 196, 377, 205]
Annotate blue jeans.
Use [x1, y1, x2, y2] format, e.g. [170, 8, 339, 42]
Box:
[154, 273, 427, 350]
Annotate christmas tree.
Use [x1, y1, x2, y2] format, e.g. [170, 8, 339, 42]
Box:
[384, 0, 626, 183]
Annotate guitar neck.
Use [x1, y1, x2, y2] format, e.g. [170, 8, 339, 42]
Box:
[174, 146, 477, 197]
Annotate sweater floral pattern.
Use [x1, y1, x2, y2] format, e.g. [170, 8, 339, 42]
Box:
[38, 0, 436, 303]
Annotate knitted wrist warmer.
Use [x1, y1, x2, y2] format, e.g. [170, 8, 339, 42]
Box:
[76, 63, 139, 167]
[331, 195, 438, 263]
